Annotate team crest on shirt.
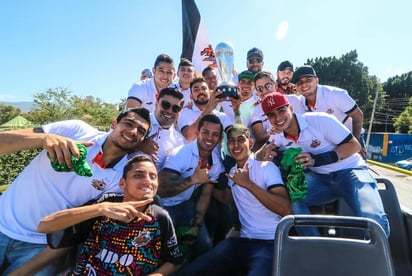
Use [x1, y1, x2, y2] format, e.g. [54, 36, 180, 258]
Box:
[91, 179, 106, 191]
[326, 108, 334, 114]
[311, 139, 321, 148]
[132, 230, 152, 247]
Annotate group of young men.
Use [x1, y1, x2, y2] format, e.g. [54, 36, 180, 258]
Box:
[0, 47, 389, 275]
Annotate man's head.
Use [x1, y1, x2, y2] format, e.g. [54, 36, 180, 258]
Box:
[227, 124, 253, 165]
[246, 47, 264, 74]
[120, 155, 158, 201]
[261, 92, 293, 131]
[177, 58, 195, 89]
[277, 61, 294, 87]
[155, 88, 184, 128]
[197, 114, 223, 153]
[111, 108, 152, 152]
[140, 68, 153, 80]
[237, 70, 255, 101]
[292, 65, 318, 97]
[202, 66, 219, 91]
[152, 54, 176, 92]
[254, 71, 276, 99]
[190, 77, 210, 106]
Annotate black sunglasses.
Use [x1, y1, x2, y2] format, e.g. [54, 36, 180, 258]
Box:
[160, 100, 182, 113]
[248, 57, 263, 64]
[256, 82, 274, 93]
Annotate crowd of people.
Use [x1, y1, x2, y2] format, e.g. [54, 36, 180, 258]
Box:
[0, 47, 389, 275]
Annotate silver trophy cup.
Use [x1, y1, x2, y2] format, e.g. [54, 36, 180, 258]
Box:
[214, 42, 238, 99]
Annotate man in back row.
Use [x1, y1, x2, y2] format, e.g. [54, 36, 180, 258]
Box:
[126, 54, 176, 112]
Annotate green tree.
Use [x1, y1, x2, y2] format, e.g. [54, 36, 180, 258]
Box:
[305, 50, 375, 109]
[26, 88, 119, 128]
[393, 97, 412, 133]
[305, 50, 382, 132]
[0, 104, 22, 125]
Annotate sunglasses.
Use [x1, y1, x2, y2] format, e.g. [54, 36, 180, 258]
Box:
[248, 57, 263, 64]
[256, 82, 274, 93]
[160, 100, 182, 113]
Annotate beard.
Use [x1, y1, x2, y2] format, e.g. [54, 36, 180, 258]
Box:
[193, 98, 209, 106]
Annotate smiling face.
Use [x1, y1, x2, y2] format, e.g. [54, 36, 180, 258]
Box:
[153, 61, 175, 92]
[238, 78, 255, 101]
[277, 68, 293, 86]
[120, 159, 158, 202]
[295, 76, 318, 98]
[110, 112, 150, 152]
[266, 105, 294, 132]
[155, 94, 184, 128]
[255, 76, 276, 99]
[191, 80, 210, 106]
[197, 121, 222, 153]
[227, 126, 252, 167]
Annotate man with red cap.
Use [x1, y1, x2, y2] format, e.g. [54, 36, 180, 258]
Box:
[257, 92, 389, 237]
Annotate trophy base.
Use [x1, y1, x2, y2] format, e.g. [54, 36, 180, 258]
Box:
[216, 83, 238, 99]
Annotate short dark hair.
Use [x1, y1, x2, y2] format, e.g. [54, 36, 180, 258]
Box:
[201, 66, 216, 76]
[254, 71, 275, 85]
[116, 108, 152, 138]
[122, 154, 155, 179]
[198, 114, 223, 137]
[178, 58, 194, 69]
[190, 77, 207, 90]
[227, 124, 251, 139]
[158, 87, 184, 102]
[154, 54, 175, 70]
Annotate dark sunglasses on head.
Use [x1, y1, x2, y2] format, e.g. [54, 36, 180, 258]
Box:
[160, 100, 182, 113]
[248, 57, 263, 64]
[256, 82, 274, 93]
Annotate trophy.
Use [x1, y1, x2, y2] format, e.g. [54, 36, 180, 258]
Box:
[214, 42, 238, 99]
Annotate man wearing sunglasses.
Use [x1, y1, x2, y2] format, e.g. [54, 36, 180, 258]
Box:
[133, 88, 185, 171]
[292, 65, 366, 158]
[251, 72, 305, 151]
[246, 47, 264, 74]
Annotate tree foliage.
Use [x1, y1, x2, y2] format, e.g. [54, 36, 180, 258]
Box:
[26, 88, 119, 128]
[0, 104, 22, 125]
[305, 50, 385, 132]
[393, 97, 412, 133]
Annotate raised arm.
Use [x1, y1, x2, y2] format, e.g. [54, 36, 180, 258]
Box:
[157, 163, 212, 198]
[0, 127, 94, 168]
[37, 199, 152, 233]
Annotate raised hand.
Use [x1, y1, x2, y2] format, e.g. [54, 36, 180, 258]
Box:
[226, 162, 252, 189]
[100, 199, 153, 223]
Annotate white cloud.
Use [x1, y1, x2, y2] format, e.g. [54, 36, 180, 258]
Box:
[276, 21, 289, 41]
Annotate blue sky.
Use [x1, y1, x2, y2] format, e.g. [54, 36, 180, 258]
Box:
[1, 0, 411, 104]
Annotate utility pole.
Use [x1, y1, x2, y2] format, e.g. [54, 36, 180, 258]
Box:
[365, 82, 380, 153]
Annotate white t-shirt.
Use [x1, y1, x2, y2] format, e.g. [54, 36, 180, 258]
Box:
[268, 113, 365, 174]
[160, 141, 224, 206]
[127, 78, 158, 112]
[228, 156, 284, 240]
[177, 104, 232, 136]
[131, 113, 184, 171]
[0, 120, 126, 244]
[302, 85, 358, 131]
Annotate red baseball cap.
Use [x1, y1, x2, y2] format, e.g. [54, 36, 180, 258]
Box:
[262, 92, 289, 115]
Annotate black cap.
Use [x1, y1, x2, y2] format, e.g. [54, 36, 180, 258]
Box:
[277, 60, 294, 72]
[247, 47, 263, 59]
[291, 65, 317, 83]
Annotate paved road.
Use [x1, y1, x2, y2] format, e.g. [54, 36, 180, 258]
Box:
[367, 163, 412, 210]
